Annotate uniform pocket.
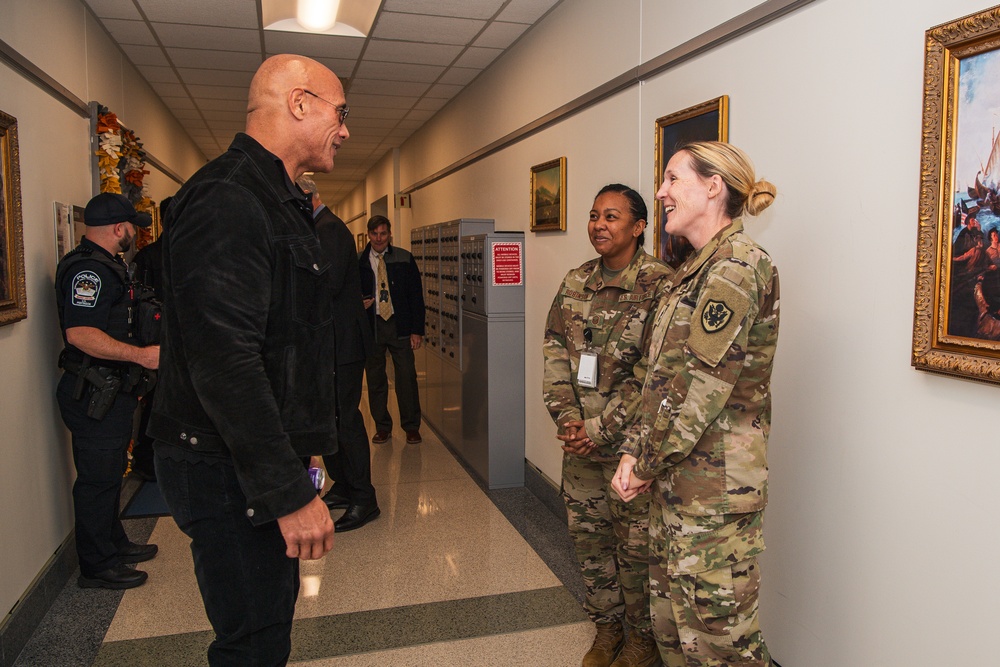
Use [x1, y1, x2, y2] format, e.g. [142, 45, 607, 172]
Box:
[686, 565, 737, 649]
[289, 241, 333, 328]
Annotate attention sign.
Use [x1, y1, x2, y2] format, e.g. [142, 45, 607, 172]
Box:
[492, 242, 522, 286]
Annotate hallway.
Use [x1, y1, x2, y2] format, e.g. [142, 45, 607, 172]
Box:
[13, 396, 590, 666]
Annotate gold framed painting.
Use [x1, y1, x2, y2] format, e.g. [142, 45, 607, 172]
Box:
[0, 109, 26, 327]
[912, 6, 1000, 383]
[530, 157, 566, 232]
[653, 96, 729, 267]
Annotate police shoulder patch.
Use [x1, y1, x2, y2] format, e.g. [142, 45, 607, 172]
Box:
[71, 271, 102, 308]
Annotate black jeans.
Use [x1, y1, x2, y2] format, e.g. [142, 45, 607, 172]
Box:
[56, 373, 135, 575]
[154, 449, 299, 667]
[324, 360, 376, 504]
[366, 316, 421, 432]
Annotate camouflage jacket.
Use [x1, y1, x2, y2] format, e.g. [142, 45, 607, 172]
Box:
[543, 248, 673, 461]
[627, 220, 779, 515]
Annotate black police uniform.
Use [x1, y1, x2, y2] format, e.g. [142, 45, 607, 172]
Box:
[55, 237, 140, 577]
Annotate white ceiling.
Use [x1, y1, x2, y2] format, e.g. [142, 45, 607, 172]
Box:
[82, 0, 563, 203]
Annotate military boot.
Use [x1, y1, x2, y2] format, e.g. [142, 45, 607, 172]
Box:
[609, 630, 661, 667]
[582, 622, 624, 667]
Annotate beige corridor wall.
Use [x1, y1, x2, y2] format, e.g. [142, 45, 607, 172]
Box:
[0, 0, 204, 620]
[389, 0, 1000, 664]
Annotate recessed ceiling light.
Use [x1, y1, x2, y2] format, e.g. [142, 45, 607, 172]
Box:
[262, 0, 380, 38]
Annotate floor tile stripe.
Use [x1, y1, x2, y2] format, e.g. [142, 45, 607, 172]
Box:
[91, 586, 586, 666]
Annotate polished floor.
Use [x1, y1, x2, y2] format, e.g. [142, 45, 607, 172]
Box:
[13, 393, 592, 666]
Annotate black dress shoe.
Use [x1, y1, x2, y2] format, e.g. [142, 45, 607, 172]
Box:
[334, 504, 380, 532]
[119, 542, 158, 564]
[78, 564, 148, 590]
[322, 492, 350, 510]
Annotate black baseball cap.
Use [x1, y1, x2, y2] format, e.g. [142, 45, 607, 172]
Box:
[84, 193, 152, 227]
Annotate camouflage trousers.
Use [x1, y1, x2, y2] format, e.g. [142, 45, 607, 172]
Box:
[562, 453, 652, 634]
[649, 502, 771, 666]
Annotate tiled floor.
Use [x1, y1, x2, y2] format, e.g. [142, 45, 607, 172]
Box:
[13, 393, 591, 666]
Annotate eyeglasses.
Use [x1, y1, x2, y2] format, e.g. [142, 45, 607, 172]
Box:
[303, 90, 349, 124]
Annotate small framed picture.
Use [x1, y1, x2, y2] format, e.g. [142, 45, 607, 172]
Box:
[530, 157, 566, 232]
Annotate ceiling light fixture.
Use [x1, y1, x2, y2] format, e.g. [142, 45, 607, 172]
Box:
[262, 0, 380, 38]
[296, 0, 340, 32]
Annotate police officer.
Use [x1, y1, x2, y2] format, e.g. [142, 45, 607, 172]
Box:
[55, 192, 160, 589]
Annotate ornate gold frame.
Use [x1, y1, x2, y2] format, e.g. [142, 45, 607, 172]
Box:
[0, 110, 26, 326]
[530, 157, 566, 232]
[654, 96, 729, 267]
[912, 6, 1000, 383]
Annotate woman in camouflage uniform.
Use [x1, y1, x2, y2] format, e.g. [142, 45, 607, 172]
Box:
[543, 184, 673, 667]
[613, 142, 779, 667]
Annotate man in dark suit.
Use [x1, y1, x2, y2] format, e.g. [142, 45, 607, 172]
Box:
[299, 176, 380, 532]
[359, 215, 425, 445]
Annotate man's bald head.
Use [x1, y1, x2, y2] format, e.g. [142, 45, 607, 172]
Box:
[244, 54, 349, 180]
[249, 55, 326, 115]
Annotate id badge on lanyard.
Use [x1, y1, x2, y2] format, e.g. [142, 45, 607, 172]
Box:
[577, 326, 599, 388]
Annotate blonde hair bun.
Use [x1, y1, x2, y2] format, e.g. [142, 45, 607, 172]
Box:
[745, 179, 776, 217]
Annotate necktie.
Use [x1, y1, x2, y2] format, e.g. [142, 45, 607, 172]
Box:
[376, 254, 392, 320]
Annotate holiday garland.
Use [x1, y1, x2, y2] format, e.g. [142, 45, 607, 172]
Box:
[94, 105, 156, 247]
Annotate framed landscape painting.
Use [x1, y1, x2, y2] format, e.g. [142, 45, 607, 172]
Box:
[654, 96, 728, 268]
[530, 157, 566, 232]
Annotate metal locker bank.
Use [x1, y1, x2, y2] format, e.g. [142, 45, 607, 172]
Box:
[410, 222, 525, 488]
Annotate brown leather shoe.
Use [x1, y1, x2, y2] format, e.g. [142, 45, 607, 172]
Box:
[372, 430, 390, 444]
[610, 630, 660, 667]
[583, 622, 624, 667]
[405, 430, 422, 444]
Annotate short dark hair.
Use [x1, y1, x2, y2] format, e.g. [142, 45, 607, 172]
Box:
[367, 215, 391, 233]
[594, 183, 647, 246]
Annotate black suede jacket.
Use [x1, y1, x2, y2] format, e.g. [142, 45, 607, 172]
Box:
[149, 133, 338, 524]
[359, 244, 425, 337]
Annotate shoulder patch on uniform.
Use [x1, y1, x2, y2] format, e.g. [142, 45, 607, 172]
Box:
[701, 300, 733, 332]
[71, 271, 101, 308]
[688, 273, 753, 367]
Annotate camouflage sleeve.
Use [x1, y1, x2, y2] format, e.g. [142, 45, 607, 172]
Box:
[611, 349, 648, 457]
[585, 275, 666, 448]
[634, 262, 759, 478]
[542, 285, 583, 428]
[581, 370, 641, 446]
